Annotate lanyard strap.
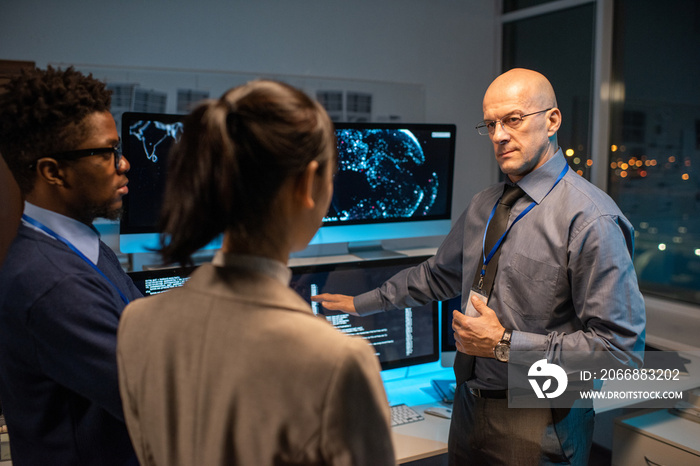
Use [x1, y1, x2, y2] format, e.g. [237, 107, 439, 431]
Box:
[479, 163, 569, 281]
[22, 214, 130, 305]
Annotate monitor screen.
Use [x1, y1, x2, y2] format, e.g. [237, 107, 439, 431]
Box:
[119, 116, 455, 253]
[120, 112, 183, 234]
[309, 122, 456, 246]
[289, 255, 439, 371]
[128, 265, 198, 297]
[119, 112, 192, 253]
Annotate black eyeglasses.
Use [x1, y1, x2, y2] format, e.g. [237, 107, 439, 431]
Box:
[475, 108, 554, 136]
[34, 143, 123, 170]
[50, 145, 123, 170]
[29, 143, 123, 171]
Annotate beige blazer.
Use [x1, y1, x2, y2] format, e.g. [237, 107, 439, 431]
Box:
[117, 263, 395, 466]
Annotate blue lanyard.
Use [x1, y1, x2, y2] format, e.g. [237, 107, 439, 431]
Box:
[479, 164, 569, 284]
[22, 214, 130, 305]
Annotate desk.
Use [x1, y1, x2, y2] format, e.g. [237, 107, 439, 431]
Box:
[612, 409, 700, 465]
[392, 403, 451, 463]
[384, 351, 700, 463]
[384, 366, 454, 463]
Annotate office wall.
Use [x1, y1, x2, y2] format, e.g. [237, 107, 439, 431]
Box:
[0, 0, 499, 226]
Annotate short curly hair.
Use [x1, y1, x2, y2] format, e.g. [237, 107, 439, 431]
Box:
[0, 66, 112, 194]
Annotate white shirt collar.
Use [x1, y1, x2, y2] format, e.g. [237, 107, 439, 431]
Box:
[22, 202, 101, 265]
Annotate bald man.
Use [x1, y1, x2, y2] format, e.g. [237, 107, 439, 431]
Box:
[314, 69, 645, 464]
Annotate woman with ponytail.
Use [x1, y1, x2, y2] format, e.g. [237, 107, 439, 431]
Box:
[116, 80, 395, 466]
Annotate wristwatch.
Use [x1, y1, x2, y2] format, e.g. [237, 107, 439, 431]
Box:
[494, 329, 512, 362]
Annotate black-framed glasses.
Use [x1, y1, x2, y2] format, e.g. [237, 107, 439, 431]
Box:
[475, 108, 554, 136]
[39, 143, 123, 170]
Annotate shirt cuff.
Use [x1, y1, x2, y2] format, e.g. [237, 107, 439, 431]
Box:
[511, 330, 548, 353]
[353, 289, 385, 316]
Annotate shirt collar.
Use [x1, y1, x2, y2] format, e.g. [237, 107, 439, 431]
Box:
[22, 202, 101, 264]
[516, 148, 568, 204]
[212, 251, 292, 286]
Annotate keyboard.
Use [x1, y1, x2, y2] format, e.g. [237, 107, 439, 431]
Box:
[390, 403, 424, 427]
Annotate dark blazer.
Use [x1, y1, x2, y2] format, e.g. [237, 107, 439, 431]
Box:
[118, 263, 395, 466]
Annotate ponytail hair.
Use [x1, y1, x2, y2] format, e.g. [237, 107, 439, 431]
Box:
[159, 80, 335, 265]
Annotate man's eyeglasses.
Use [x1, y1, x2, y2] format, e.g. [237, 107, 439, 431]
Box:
[33, 144, 123, 170]
[475, 108, 553, 136]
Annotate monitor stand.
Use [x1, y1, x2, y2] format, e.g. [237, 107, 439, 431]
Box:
[347, 241, 406, 260]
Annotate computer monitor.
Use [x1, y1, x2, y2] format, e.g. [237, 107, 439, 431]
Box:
[440, 295, 461, 367]
[128, 265, 198, 297]
[310, 122, 456, 253]
[289, 255, 439, 371]
[119, 116, 455, 255]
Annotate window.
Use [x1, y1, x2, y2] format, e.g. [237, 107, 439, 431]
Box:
[502, 2, 596, 179]
[502, 0, 700, 307]
[608, 0, 700, 304]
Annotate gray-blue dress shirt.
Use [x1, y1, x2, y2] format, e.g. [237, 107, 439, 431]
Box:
[354, 149, 646, 389]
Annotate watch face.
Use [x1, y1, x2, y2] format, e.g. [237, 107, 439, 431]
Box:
[495, 343, 510, 362]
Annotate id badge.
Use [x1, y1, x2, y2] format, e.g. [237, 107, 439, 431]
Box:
[463, 288, 488, 317]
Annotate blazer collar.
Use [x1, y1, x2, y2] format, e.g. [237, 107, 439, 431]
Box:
[186, 263, 312, 316]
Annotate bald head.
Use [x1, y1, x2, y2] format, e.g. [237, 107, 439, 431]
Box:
[483, 68, 557, 112]
[481, 68, 562, 182]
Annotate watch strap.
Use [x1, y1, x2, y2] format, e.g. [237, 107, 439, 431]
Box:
[501, 329, 512, 344]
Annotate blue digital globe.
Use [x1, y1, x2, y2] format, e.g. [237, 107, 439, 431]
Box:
[328, 129, 439, 224]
